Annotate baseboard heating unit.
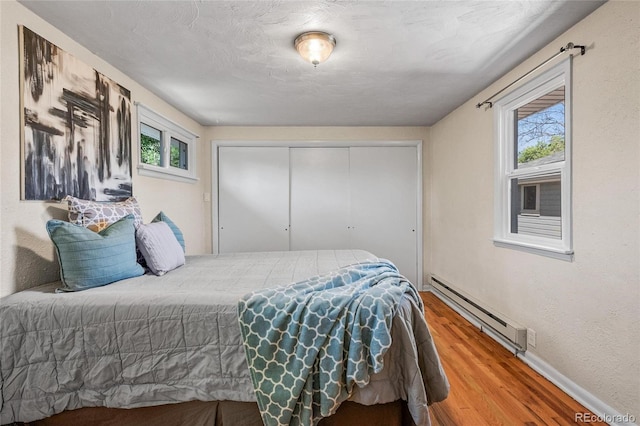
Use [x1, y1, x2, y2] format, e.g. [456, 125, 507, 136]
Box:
[430, 275, 527, 352]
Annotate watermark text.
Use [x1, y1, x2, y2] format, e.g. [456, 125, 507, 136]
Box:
[575, 412, 636, 424]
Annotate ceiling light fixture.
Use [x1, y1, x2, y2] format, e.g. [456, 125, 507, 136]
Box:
[294, 31, 336, 67]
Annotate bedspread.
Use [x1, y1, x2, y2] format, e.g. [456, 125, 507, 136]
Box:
[0, 250, 448, 425]
[238, 260, 422, 426]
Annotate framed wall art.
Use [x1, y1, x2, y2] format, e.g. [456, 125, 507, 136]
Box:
[19, 25, 133, 201]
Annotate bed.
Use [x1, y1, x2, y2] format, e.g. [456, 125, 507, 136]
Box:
[0, 249, 449, 425]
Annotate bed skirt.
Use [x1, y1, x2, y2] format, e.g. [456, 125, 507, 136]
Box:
[24, 400, 416, 426]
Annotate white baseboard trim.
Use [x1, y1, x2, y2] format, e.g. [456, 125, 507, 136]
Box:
[426, 288, 637, 426]
[517, 351, 637, 426]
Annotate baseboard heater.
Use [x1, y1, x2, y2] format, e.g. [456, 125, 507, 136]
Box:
[430, 275, 527, 351]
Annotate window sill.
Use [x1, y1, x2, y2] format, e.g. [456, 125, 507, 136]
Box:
[493, 239, 574, 262]
[137, 164, 199, 183]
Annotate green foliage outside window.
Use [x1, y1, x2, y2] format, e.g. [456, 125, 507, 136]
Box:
[170, 144, 180, 168]
[141, 134, 161, 166]
[518, 135, 565, 164]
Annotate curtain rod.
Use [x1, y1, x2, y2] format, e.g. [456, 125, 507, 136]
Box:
[476, 42, 585, 109]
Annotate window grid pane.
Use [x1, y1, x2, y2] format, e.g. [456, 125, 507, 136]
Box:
[170, 137, 188, 170]
[140, 123, 163, 166]
[510, 178, 562, 240]
[515, 86, 565, 170]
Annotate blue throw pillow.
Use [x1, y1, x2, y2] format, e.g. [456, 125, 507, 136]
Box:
[152, 211, 185, 252]
[47, 214, 144, 292]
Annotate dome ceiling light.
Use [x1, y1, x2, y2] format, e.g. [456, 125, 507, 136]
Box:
[294, 31, 336, 67]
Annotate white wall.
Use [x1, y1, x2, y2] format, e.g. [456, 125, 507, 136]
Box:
[428, 1, 639, 418]
[0, 1, 211, 297]
[207, 126, 431, 279]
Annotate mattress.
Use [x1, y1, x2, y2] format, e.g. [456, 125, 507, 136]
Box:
[0, 250, 448, 424]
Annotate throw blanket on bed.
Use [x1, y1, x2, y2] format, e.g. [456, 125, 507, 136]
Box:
[238, 260, 421, 426]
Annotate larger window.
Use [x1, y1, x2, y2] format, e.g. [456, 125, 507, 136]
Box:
[137, 104, 198, 182]
[494, 59, 572, 260]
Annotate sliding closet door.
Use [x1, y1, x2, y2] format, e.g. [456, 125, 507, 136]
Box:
[350, 147, 418, 284]
[218, 147, 289, 253]
[290, 148, 351, 250]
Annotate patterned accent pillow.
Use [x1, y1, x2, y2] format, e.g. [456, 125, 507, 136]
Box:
[46, 215, 144, 292]
[64, 195, 143, 232]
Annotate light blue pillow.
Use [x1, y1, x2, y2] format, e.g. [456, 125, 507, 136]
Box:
[152, 211, 185, 252]
[47, 215, 144, 292]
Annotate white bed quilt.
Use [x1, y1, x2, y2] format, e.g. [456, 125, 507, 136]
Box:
[0, 250, 449, 424]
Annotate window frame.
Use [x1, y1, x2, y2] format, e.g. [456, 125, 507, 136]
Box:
[137, 103, 198, 183]
[493, 58, 573, 260]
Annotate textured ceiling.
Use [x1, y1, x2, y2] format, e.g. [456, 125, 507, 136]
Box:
[19, 1, 604, 126]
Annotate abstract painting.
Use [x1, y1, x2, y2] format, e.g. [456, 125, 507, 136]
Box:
[20, 26, 133, 201]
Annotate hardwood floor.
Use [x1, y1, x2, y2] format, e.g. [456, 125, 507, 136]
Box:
[421, 291, 606, 426]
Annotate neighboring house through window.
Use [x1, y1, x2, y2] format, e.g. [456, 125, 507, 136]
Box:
[494, 59, 572, 260]
[137, 103, 198, 182]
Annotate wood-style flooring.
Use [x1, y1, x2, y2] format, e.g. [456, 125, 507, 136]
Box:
[421, 291, 607, 426]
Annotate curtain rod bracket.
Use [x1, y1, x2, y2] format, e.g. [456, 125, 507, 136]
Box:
[560, 42, 585, 56]
[475, 42, 585, 109]
[475, 100, 493, 109]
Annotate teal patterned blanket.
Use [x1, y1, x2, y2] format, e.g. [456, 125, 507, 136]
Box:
[238, 260, 422, 426]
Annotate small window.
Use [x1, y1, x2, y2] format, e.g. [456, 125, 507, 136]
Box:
[137, 104, 198, 182]
[170, 137, 188, 170]
[521, 184, 539, 214]
[140, 123, 163, 167]
[494, 59, 572, 259]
